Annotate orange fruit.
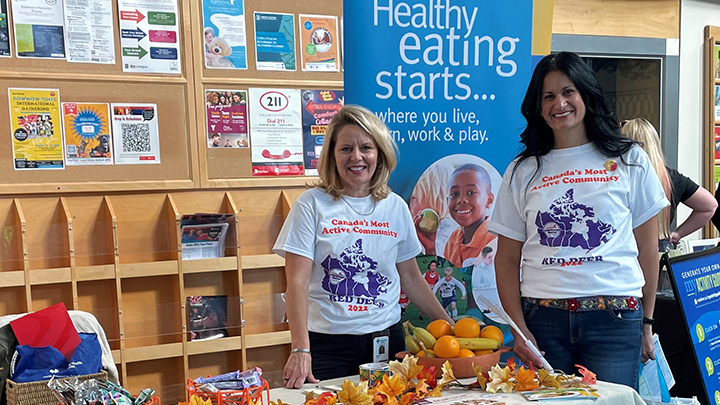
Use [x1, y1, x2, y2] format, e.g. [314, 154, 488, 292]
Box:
[416, 350, 426, 357]
[434, 335, 460, 358]
[480, 325, 504, 344]
[426, 319, 452, 339]
[454, 317, 481, 338]
[474, 349, 494, 356]
[457, 348, 475, 358]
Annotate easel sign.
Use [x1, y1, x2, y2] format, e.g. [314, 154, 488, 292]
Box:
[665, 246, 720, 404]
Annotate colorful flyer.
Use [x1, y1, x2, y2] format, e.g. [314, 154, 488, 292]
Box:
[253, 12, 295, 71]
[205, 89, 249, 149]
[715, 127, 720, 162]
[298, 15, 338, 72]
[118, 0, 181, 74]
[110, 103, 161, 164]
[202, 0, 247, 70]
[340, 16, 343, 72]
[64, 0, 115, 64]
[249, 88, 303, 176]
[715, 85, 720, 121]
[715, 44, 720, 80]
[8, 88, 64, 170]
[12, 0, 66, 59]
[301, 90, 344, 176]
[0, 0, 10, 57]
[62, 102, 113, 165]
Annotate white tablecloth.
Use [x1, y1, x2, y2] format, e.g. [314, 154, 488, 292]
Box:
[269, 375, 646, 405]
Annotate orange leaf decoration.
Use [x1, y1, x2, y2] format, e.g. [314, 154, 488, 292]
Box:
[337, 379, 373, 405]
[538, 369, 562, 389]
[414, 380, 430, 398]
[399, 392, 416, 405]
[514, 366, 540, 391]
[575, 364, 597, 384]
[506, 357, 516, 373]
[376, 374, 406, 401]
[388, 355, 424, 384]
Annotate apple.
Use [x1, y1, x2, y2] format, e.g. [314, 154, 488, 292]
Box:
[418, 208, 440, 233]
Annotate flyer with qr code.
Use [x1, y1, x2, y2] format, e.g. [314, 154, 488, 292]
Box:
[118, 0, 181, 74]
[110, 103, 160, 164]
[8, 88, 64, 170]
[62, 102, 113, 166]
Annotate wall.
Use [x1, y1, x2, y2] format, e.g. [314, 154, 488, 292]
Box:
[678, 0, 720, 238]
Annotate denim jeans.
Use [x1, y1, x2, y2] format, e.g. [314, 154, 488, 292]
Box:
[522, 299, 643, 389]
[308, 321, 403, 380]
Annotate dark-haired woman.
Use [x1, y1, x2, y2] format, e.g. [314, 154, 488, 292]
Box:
[489, 52, 669, 389]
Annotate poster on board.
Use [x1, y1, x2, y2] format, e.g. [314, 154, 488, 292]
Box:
[64, 0, 115, 64]
[62, 102, 113, 165]
[345, 0, 552, 325]
[205, 89, 249, 149]
[12, 0, 66, 59]
[8, 88, 64, 170]
[301, 89, 343, 176]
[118, 0, 181, 74]
[0, 0, 10, 57]
[249, 88, 303, 176]
[253, 12, 295, 71]
[202, 0, 247, 70]
[666, 248, 720, 405]
[298, 14, 339, 72]
[111, 103, 160, 164]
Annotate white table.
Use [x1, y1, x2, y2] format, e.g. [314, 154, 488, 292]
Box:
[269, 375, 646, 405]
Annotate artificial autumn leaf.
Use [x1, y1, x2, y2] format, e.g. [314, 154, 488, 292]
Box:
[389, 355, 424, 384]
[416, 365, 437, 388]
[249, 399, 261, 405]
[338, 380, 373, 405]
[371, 391, 386, 405]
[437, 361, 457, 387]
[414, 380, 429, 398]
[575, 364, 597, 384]
[514, 366, 541, 391]
[188, 396, 212, 405]
[428, 383, 444, 397]
[506, 357, 516, 373]
[486, 364, 514, 393]
[471, 364, 487, 390]
[271, 400, 290, 405]
[305, 392, 337, 405]
[376, 374, 406, 402]
[538, 369, 562, 389]
[399, 392, 416, 405]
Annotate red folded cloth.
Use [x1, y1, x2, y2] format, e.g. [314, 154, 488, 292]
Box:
[10, 303, 81, 360]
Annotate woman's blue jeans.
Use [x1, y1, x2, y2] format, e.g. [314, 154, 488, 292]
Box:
[522, 299, 643, 390]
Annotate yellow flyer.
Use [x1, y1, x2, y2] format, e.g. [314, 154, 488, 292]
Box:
[298, 14, 339, 72]
[8, 88, 64, 170]
[62, 102, 113, 165]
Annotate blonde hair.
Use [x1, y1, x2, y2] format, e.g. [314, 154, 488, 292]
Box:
[443, 267, 454, 275]
[621, 118, 672, 238]
[411, 164, 453, 219]
[314, 105, 397, 200]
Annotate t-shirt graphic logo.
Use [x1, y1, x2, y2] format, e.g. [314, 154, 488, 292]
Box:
[535, 189, 616, 251]
[320, 239, 390, 298]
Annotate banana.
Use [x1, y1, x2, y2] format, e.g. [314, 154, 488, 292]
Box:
[403, 323, 422, 354]
[418, 341, 437, 358]
[456, 337, 501, 351]
[407, 322, 437, 349]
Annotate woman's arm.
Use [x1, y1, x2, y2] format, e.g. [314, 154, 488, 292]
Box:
[634, 216, 660, 362]
[283, 252, 319, 388]
[495, 235, 542, 366]
[397, 258, 453, 323]
[671, 187, 718, 242]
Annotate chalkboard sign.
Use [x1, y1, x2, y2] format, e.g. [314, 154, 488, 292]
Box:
[666, 246, 720, 405]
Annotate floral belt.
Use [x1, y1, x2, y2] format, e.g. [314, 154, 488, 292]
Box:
[522, 295, 640, 312]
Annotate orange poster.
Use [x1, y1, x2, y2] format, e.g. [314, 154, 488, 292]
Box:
[298, 14, 339, 72]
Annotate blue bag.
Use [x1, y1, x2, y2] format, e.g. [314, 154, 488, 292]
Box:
[12, 333, 102, 383]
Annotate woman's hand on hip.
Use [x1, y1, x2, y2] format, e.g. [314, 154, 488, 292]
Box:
[283, 351, 318, 389]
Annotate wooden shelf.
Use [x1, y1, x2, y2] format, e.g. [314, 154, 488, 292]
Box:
[118, 261, 179, 278]
[187, 336, 244, 356]
[182, 257, 237, 274]
[123, 343, 184, 363]
[29, 268, 72, 285]
[76, 264, 115, 281]
[244, 331, 291, 349]
[0, 271, 26, 288]
[242, 254, 284, 270]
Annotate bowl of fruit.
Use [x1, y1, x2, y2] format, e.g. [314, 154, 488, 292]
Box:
[397, 319, 512, 378]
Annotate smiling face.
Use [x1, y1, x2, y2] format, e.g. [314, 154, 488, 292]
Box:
[334, 124, 378, 197]
[428, 261, 437, 273]
[205, 29, 214, 43]
[541, 71, 588, 147]
[482, 251, 495, 265]
[448, 169, 494, 228]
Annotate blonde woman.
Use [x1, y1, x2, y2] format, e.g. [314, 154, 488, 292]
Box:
[622, 118, 717, 248]
[273, 105, 452, 388]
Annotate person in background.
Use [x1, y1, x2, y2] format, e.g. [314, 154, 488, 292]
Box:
[409, 164, 458, 256]
[621, 118, 717, 250]
[273, 105, 452, 389]
[419, 259, 439, 320]
[432, 267, 466, 318]
[490, 52, 668, 390]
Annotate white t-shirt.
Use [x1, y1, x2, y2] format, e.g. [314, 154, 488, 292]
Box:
[273, 188, 421, 334]
[433, 277, 465, 299]
[489, 143, 669, 299]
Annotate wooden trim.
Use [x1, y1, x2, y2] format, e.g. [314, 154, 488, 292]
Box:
[0, 271, 26, 287]
[118, 261, 180, 278]
[0, 70, 188, 84]
[0, 180, 196, 195]
[13, 199, 31, 311]
[202, 77, 343, 87]
[181, 256, 238, 273]
[242, 254, 284, 270]
[187, 336, 243, 356]
[244, 331, 291, 349]
[123, 343, 184, 363]
[105, 196, 127, 383]
[60, 197, 78, 309]
[76, 264, 116, 281]
[206, 177, 314, 189]
[29, 267, 72, 285]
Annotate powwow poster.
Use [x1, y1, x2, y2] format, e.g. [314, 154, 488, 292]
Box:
[8, 88, 64, 170]
[344, 0, 553, 325]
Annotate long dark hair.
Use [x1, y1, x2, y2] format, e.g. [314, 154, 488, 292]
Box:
[513, 52, 635, 180]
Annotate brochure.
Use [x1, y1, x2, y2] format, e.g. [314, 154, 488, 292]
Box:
[181, 223, 228, 260]
[520, 388, 599, 401]
[187, 295, 229, 341]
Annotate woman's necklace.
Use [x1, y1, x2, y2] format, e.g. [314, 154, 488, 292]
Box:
[340, 195, 377, 216]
